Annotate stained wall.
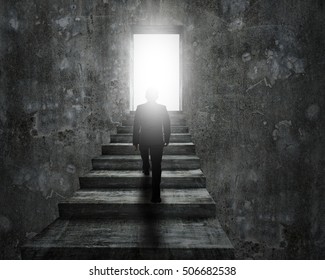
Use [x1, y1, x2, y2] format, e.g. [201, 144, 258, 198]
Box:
[0, 0, 324, 259]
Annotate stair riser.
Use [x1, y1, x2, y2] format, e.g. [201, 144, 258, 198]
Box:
[117, 126, 189, 134]
[79, 177, 206, 189]
[102, 145, 195, 155]
[92, 159, 201, 170]
[124, 112, 186, 123]
[59, 204, 216, 219]
[110, 134, 191, 143]
[123, 119, 186, 126]
[128, 111, 185, 117]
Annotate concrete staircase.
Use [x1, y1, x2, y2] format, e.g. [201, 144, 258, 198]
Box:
[21, 111, 234, 259]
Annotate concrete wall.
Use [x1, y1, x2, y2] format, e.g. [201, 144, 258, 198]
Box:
[184, 0, 325, 259]
[0, 0, 324, 259]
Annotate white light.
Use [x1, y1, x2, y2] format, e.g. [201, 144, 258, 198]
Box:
[133, 34, 180, 110]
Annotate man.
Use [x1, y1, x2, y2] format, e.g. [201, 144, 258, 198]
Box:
[133, 88, 171, 203]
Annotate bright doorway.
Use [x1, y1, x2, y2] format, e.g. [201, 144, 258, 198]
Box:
[131, 27, 182, 111]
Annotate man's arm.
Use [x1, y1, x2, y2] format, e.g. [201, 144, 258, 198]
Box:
[133, 107, 140, 150]
[162, 106, 171, 146]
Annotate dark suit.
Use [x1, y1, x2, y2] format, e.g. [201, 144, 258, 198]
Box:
[133, 102, 171, 200]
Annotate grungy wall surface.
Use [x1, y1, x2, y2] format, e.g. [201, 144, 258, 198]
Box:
[183, 0, 325, 259]
[1, 0, 324, 259]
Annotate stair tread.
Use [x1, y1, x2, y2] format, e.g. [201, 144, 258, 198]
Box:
[123, 115, 186, 126]
[104, 142, 195, 146]
[82, 169, 204, 178]
[127, 111, 186, 119]
[118, 125, 188, 128]
[129, 110, 185, 114]
[61, 188, 215, 205]
[93, 155, 200, 160]
[113, 133, 190, 135]
[117, 126, 189, 134]
[110, 134, 191, 143]
[22, 218, 233, 249]
[79, 169, 206, 189]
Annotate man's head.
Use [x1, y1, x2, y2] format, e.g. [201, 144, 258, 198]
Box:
[145, 87, 159, 103]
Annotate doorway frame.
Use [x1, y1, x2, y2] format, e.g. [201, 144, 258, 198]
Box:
[130, 25, 184, 111]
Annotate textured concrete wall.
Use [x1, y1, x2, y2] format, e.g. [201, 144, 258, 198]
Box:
[0, 0, 324, 259]
[0, 0, 122, 258]
[184, 0, 325, 259]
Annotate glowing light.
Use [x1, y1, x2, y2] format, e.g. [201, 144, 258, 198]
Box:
[133, 34, 180, 110]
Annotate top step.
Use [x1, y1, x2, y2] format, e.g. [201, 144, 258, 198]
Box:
[123, 111, 186, 126]
[129, 111, 184, 116]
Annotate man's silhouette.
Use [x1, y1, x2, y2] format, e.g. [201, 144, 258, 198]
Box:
[133, 88, 171, 203]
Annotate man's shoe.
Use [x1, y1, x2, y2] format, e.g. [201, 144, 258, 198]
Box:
[142, 170, 150, 176]
[151, 197, 161, 203]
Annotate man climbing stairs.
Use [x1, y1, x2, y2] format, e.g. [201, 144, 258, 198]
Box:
[21, 111, 234, 259]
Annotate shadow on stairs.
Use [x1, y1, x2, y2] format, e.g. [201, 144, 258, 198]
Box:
[21, 111, 234, 260]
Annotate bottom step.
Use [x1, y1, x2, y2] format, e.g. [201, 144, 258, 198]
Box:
[21, 218, 234, 259]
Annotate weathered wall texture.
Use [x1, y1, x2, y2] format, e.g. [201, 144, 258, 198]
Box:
[183, 0, 325, 259]
[0, 0, 324, 259]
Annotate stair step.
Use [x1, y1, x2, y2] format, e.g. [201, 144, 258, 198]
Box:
[110, 133, 191, 143]
[117, 126, 189, 134]
[58, 189, 216, 219]
[123, 119, 186, 126]
[102, 143, 196, 155]
[129, 110, 185, 116]
[123, 116, 186, 126]
[79, 169, 206, 189]
[21, 218, 234, 260]
[92, 155, 201, 170]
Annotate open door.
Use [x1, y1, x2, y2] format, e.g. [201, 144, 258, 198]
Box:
[130, 26, 183, 111]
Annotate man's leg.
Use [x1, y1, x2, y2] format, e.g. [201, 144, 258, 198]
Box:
[150, 145, 164, 202]
[139, 145, 150, 174]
